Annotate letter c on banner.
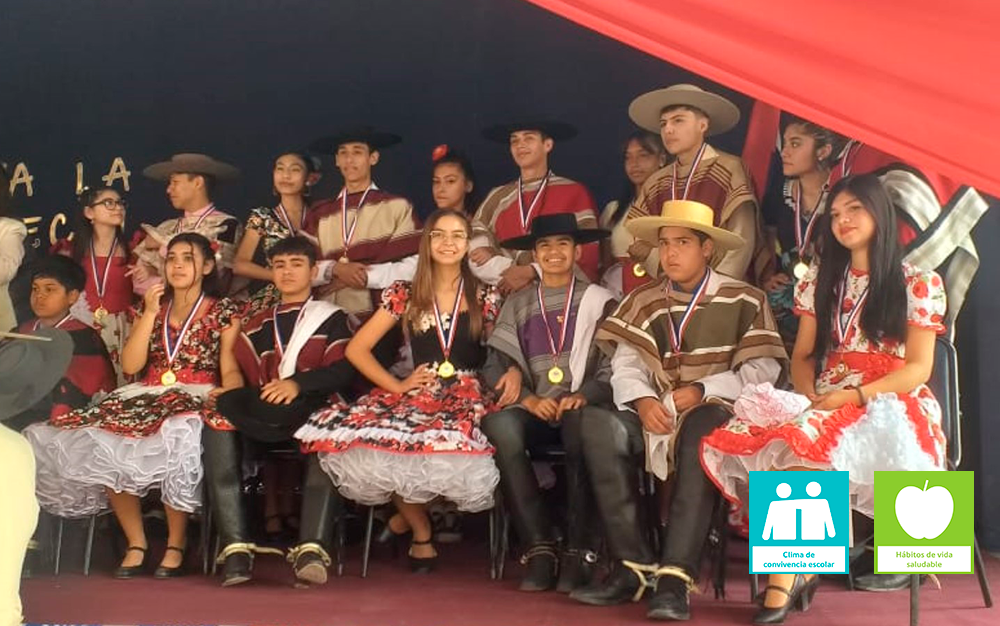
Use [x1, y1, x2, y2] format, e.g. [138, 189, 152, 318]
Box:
[49, 213, 71, 245]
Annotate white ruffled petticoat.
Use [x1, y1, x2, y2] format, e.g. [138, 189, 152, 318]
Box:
[23, 383, 208, 517]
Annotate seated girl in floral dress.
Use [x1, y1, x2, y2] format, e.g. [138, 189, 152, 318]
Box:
[296, 210, 507, 572]
[26, 233, 242, 578]
[701, 174, 947, 624]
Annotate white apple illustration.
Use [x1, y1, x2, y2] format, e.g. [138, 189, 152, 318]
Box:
[894, 479, 954, 540]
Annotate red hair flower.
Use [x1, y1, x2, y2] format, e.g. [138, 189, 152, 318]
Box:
[431, 144, 449, 162]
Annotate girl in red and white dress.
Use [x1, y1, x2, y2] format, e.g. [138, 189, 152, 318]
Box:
[26, 233, 242, 579]
[701, 173, 946, 623]
[53, 186, 135, 385]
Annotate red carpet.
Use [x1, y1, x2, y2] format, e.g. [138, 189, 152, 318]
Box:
[21, 540, 999, 626]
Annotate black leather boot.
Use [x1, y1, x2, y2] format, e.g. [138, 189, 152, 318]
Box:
[519, 543, 559, 592]
[292, 455, 344, 586]
[556, 549, 599, 593]
[571, 561, 653, 606]
[202, 428, 252, 587]
[647, 574, 693, 621]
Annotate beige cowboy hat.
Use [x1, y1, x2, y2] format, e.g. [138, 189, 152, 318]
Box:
[142, 153, 240, 182]
[629, 84, 740, 136]
[627, 200, 745, 252]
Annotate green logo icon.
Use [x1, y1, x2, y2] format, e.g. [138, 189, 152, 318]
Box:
[874, 471, 973, 574]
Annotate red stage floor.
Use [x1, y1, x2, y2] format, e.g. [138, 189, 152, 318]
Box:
[20, 540, 1000, 626]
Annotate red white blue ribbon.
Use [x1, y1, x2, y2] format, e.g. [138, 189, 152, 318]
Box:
[793, 180, 826, 255]
[162, 292, 206, 369]
[671, 143, 708, 201]
[432, 278, 465, 362]
[175, 204, 217, 234]
[339, 184, 375, 255]
[33, 312, 73, 331]
[89, 234, 119, 304]
[274, 203, 305, 235]
[835, 267, 868, 345]
[272, 297, 312, 358]
[537, 276, 576, 361]
[517, 171, 551, 232]
[665, 268, 711, 353]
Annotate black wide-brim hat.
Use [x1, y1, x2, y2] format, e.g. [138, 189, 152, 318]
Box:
[309, 125, 402, 154]
[482, 120, 578, 143]
[499, 213, 610, 250]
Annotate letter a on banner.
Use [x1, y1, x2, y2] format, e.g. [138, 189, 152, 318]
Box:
[102, 157, 132, 191]
[9, 162, 33, 197]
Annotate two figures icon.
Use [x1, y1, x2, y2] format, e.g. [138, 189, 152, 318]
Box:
[762, 481, 836, 541]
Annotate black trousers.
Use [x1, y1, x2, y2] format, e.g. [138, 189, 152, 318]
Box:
[580, 404, 732, 575]
[480, 406, 597, 550]
[202, 425, 342, 553]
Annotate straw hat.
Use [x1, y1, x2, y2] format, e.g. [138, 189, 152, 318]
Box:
[626, 200, 745, 252]
[629, 84, 740, 136]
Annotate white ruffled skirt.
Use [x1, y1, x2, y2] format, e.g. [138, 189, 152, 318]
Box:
[24, 383, 208, 517]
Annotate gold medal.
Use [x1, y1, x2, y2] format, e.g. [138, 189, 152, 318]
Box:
[632, 263, 647, 278]
[338, 254, 349, 264]
[793, 261, 809, 280]
[547, 366, 564, 385]
[160, 370, 177, 386]
[94, 306, 108, 323]
[438, 360, 456, 378]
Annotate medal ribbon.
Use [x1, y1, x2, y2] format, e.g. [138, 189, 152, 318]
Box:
[89, 234, 119, 306]
[517, 171, 551, 232]
[793, 180, 826, 255]
[665, 268, 711, 353]
[33, 312, 73, 331]
[162, 292, 206, 369]
[274, 203, 305, 235]
[432, 278, 465, 363]
[272, 297, 312, 358]
[537, 276, 576, 364]
[175, 204, 217, 234]
[835, 267, 869, 345]
[339, 184, 375, 255]
[671, 143, 708, 201]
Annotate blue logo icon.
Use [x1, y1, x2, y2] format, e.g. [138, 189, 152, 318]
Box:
[749, 471, 849, 574]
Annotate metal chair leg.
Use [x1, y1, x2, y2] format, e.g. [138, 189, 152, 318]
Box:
[488, 505, 497, 580]
[973, 537, 994, 607]
[83, 515, 97, 576]
[909, 574, 920, 626]
[361, 506, 375, 578]
[750, 574, 759, 602]
[336, 514, 346, 577]
[54, 518, 64, 576]
[497, 503, 509, 580]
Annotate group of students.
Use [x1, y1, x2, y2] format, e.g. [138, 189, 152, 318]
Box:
[0, 82, 950, 626]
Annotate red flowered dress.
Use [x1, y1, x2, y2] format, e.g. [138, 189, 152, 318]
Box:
[701, 262, 947, 516]
[241, 206, 299, 319]
[24, 297, 241, 517]
[295, 281, 502, 512]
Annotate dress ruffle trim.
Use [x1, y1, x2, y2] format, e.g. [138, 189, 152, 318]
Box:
[317, 448, 498, 512]
[24, 414, 204, 517]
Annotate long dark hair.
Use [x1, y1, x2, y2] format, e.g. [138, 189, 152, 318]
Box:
[71, 186, 127, 262]
[611, 130, 665, 225]
[406, 209, 484, 340]
[811, 174, 907, 366]
[163, 232, 224, 300]
[432, 147, 479, 214]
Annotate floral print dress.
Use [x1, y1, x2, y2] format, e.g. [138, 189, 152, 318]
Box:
[24, 297, 241, 517]
[295, 281, 502, 512]
[701, 262, 947, 516]
[242, 206, 300, 318]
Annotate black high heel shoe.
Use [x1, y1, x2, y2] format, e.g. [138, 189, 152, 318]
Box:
[408, 539, 438, 574]
[753, 574, 819, 624]
[154, 546, 186, 579]
[113, 546, 148, 579]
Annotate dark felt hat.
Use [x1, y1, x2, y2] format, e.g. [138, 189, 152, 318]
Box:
[498, 213, 609, 250]
[309, 125, 402, 154]
[0, 328, 73, 422]
[482, 120, 578, 143]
